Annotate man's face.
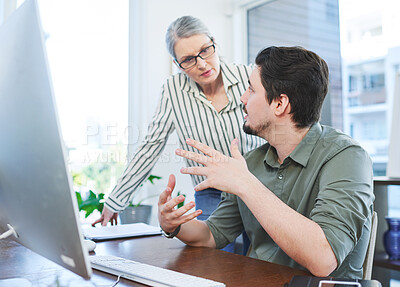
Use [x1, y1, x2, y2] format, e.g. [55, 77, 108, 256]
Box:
[240, 67, 273, 137]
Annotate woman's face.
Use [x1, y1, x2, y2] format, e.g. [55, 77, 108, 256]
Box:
[174, 34, 220, 87]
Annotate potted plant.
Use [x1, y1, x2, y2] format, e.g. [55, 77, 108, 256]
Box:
[76, 175, 185, 225]
[75, 175, 162, 223]
[118, 175, 162, 224]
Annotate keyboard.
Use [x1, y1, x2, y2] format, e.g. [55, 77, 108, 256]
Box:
[89, 255, 226, 287]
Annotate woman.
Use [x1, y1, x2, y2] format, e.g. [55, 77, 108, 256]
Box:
[92, 16, 264, 253]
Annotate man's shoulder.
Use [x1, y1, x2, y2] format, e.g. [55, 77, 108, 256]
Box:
[317, 125, 369, 159]
[320, 125, 361, 149]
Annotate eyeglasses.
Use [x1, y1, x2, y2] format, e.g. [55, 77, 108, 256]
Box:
[176, 42, 215, 70]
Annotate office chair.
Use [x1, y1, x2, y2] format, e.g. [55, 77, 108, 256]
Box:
[363, 211, 378, 280]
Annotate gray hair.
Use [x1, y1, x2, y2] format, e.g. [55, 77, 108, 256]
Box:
[165, 16, 212, 59]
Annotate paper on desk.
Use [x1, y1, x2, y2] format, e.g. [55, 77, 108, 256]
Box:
[82, 223, 161, 241]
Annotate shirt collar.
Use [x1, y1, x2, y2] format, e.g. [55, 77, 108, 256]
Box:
[289, 123, 323, 167]
[264, 123, 323, 168]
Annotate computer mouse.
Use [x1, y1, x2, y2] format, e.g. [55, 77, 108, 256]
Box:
[84, 239, 96, 252]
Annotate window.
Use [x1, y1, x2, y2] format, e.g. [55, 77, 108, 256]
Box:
[370, 26, 383, 37]
[37, 0, 129, 222]
[349, 75, 358, 92]
[370, 73, 385, 89]
[247, 0, 342, 129]
[340, 2, 400, 283]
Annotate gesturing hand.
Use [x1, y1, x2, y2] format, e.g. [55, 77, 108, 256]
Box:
[158, 174, 202, 233]
[176, 138, 251, 195]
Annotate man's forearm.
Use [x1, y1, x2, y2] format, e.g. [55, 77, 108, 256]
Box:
[176, 220, 216, 248]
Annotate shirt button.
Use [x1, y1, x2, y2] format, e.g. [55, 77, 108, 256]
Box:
[278, 174, 283, 180]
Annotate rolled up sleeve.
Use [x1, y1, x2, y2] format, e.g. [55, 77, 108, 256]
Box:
[310, 145, 374, 267]
[205, 192, 244, 249]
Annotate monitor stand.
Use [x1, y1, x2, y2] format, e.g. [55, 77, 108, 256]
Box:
[0, 225, 31, 287]
[0, 224, 18, 240]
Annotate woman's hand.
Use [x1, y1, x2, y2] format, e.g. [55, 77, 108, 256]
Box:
[158, 174, 202, 233]
[91, 206, 119, 227]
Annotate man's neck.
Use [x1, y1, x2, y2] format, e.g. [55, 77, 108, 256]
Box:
[268, 124, 311, 164]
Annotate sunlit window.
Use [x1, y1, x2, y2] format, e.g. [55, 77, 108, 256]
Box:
[36, 0, 129, 221]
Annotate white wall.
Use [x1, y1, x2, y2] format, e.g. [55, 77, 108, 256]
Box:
[128, 0, 237, 225]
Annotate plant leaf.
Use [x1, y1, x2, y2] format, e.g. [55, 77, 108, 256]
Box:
[76, 190, 105, 217]
[75, 191, 83, 206]
[147, 175, 162, 184]
[177, 191, 186, 209]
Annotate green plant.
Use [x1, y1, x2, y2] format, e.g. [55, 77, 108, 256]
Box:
[75, 174, 162, 217]
[177, 191, 186, 208]
[75, 190, 104, 218]
[127, 175, 162, 207]
[146, 175, 162, 184]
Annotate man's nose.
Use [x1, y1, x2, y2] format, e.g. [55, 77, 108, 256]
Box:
[240, 89, 248, 104]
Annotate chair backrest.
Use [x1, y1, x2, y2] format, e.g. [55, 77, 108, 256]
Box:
[363, 211, 378, 280]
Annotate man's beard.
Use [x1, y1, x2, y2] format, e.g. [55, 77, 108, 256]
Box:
[243, 120, 270, 137]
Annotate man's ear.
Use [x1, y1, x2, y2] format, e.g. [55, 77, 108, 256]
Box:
[274, 94, 290, 116]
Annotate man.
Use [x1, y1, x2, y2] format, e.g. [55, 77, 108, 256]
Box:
[158, 46, 374, 279]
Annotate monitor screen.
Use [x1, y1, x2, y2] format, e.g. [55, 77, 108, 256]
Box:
[0, 0, 91, 279]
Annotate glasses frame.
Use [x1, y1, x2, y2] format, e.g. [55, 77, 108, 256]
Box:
[175, 40, 215, 70]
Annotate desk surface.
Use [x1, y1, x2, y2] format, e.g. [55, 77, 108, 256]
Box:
[0, 235, 309, 286]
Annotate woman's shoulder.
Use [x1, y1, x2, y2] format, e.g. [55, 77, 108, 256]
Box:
[162, 72, 190, 93]
[163, 72, 186, 85]
[161, 72, 195, 99]
[221, 62, 254, 80]
[222, 62, 252, 71]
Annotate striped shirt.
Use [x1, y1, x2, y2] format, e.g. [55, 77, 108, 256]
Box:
[105, 62, 265, 212]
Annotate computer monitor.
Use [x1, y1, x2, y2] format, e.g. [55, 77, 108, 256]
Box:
[0, 0, 91, 279]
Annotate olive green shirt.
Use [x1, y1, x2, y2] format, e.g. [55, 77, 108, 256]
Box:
[205, 123, 374, 279]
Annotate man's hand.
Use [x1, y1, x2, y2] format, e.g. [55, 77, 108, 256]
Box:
[158, 174, 202, 233]
[91, 206, 119, 227]
[176, 138, 251, 195]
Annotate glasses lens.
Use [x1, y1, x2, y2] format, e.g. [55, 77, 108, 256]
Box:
[199, 45, 215, 59]
[180, 58, 196, 69]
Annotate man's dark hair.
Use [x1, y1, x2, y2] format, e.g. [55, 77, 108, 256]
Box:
[255, 46, 329, 128]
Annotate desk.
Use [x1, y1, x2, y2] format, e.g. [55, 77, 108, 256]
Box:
[0, 235, 309, 286]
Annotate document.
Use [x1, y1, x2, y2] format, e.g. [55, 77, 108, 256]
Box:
[82, 223, 161, 241]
